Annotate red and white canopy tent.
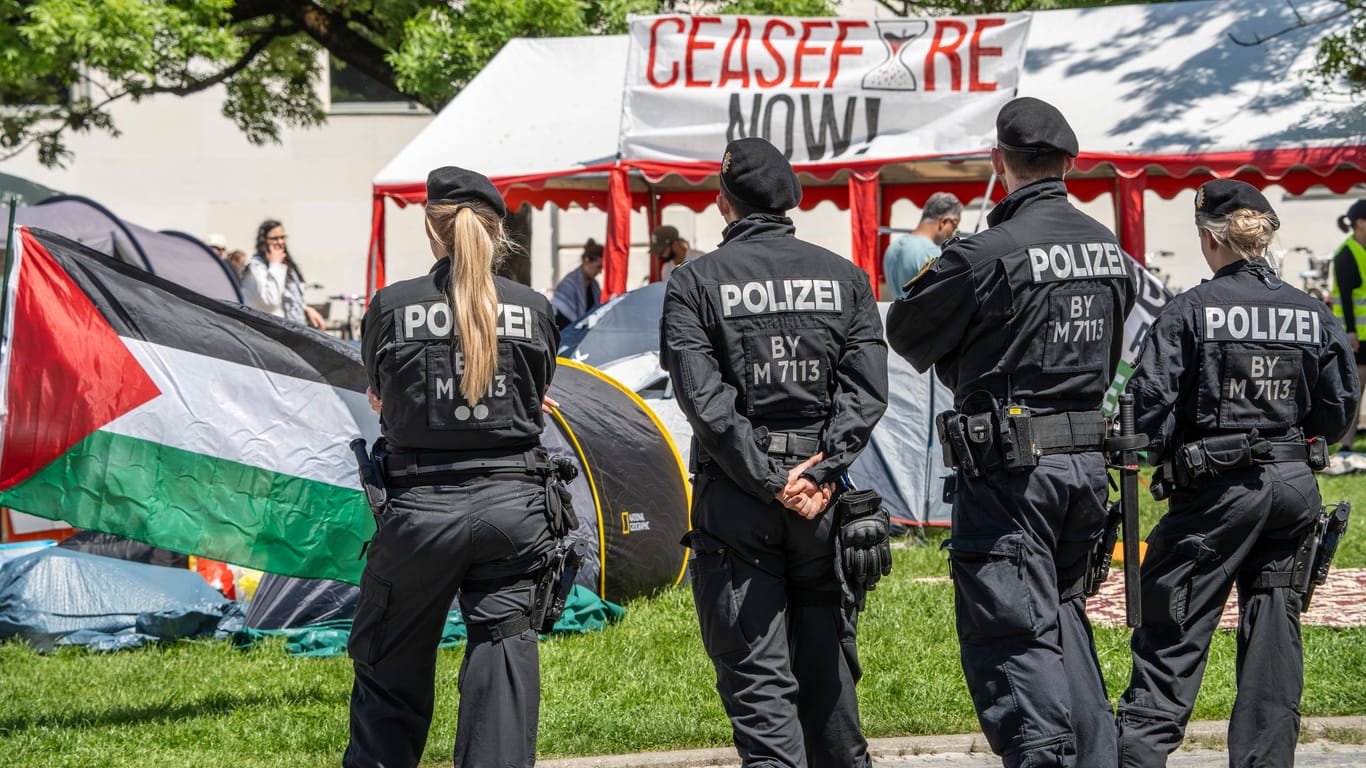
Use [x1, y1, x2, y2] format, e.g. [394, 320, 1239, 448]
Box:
[369, 0, 1365, 300]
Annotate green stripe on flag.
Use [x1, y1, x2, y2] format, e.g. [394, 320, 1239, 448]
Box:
[0, 430, 374, 584]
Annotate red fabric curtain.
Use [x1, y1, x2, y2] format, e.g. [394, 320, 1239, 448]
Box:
[848, 172, 880, 297]
[604, 166, 632, 299]
[366, 192, 387, 300]
[1114, 173, 1147, 265]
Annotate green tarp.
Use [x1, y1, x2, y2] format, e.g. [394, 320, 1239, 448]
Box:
[234, 585, 625, 657]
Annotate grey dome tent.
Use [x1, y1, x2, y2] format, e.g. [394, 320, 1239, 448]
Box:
[246, 357, 691, 629]
[2, 193, 241, 303]
[560, 281, 667, 370]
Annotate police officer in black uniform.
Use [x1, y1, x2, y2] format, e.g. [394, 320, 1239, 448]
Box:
[347, 167, 563, 768]
[660, 137, 890, 768]
[887, 97, 1136, 768]
[1116, 181, 1358, 768]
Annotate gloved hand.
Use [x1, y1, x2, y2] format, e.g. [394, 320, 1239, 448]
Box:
[838, 489, 893, 590]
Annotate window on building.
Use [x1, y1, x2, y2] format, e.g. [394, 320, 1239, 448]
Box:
[328, 56, 424, 114]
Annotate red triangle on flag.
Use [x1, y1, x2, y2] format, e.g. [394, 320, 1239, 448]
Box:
[1, 229, 161, 491]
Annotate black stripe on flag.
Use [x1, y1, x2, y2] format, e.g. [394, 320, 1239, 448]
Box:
[29, 228, 365, 390]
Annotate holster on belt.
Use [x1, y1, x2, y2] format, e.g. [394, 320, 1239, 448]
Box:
[544, 456, 580, 538]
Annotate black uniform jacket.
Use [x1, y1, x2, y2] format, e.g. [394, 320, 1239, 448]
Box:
[887, 179, 1136, 415]
[660, 214, 889, 500]
[1128, 259, 1358, 462]
[361, 258, 560, 454]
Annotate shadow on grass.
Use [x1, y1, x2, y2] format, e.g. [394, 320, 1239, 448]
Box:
[0, 686, 332, 734]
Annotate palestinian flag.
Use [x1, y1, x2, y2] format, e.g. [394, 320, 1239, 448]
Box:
[0, 226, 377, 584]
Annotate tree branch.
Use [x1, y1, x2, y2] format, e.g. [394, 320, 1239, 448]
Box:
[147, 30, 280, 97]
[1229, 4, 1351, 46]
[873, 0, 909, 16]
[279, 1, 407, 100]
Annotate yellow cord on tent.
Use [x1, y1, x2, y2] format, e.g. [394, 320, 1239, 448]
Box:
[555, 358, 691, 589]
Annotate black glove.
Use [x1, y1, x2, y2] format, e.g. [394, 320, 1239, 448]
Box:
[838, 488, 893, 590]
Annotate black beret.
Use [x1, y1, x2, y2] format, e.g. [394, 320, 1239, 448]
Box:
[426, 166, 507, 218]
[719, 138, 802, 212]
[996, 97, 1079, 157]
[1195, 179, 1279, 230]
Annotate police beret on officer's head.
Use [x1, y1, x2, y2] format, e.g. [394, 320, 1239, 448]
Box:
[426, 166, 507, 219]
[1195, 179, 1280, 230]
[719, 138, 802, 212]
[996, 97, 1079, 158]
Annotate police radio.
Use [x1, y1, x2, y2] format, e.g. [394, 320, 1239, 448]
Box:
[999, 404, 1039, 470]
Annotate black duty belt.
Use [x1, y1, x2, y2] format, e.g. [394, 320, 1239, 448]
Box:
[694, 429, 821, 476]
[382, 448, 549, 484]
[1030, 411, 1107, 454]
[758, 429, 821, 459]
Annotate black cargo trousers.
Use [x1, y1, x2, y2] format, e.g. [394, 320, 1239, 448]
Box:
[344, 471, 556, 768]
[686, 471, 871, 768]
[1117, 461, 1320, 768]
[947, 452, 1115, 768]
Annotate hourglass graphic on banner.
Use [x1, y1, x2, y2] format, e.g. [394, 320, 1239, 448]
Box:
[861, 20, 929, 91]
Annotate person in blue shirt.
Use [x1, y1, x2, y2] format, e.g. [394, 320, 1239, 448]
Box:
[882, 192, 962, 296]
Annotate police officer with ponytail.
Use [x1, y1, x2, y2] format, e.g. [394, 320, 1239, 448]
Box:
[347, 167, 563, 768]
[1116, 181, 1358, 767]
[661, 137, 889, 768]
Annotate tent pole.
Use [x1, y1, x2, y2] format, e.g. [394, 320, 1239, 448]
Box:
[0, 198, 16, 344]
[921, 368, 935, 536]
[973, 171, 998, 234]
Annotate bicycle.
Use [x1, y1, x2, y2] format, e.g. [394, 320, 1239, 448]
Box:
[328, 293, 365, 341]
[1290, 246, 1332, 304]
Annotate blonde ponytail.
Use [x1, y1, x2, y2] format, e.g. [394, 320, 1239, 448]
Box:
[426, 202, 507, 405]
[449, 207, 499, 404]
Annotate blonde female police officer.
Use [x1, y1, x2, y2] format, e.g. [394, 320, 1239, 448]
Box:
[1116, 181, 1358, 767]
[888, 97, 1135, 768]
[348, 167, 562, 768]
[661, 137, 889, 768]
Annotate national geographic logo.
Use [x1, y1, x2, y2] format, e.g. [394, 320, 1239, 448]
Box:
[621, 511, 651, 535]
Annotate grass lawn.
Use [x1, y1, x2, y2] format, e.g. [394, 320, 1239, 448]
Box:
[2, 471, 1364, 767]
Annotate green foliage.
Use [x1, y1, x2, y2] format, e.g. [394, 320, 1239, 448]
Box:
[1312, 1, 1366, 94]
[2, 0, 244, 166]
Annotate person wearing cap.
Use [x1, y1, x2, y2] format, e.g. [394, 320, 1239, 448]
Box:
[347, 166, 565, 768]
[1329, 199, 1366, 454]
[1115, 181, 1357, 768]
[204, 232, 228, 258]
[651, 225, 705, 279]
[887, 97, 1136, 768]
[660, 137, 889, 768]
[551, 238, 604, 328]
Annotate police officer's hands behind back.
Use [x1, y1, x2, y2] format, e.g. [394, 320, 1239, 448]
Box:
[777, 453, 834, 520]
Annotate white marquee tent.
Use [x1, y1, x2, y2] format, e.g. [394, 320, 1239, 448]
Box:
[369, 0, 1364, 298]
